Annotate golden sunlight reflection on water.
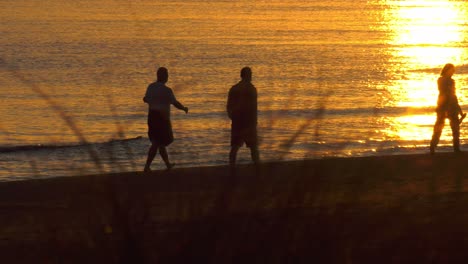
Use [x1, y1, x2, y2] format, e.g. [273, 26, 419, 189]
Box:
[380, 115, 435, 142]
[381, 0, 468, 143]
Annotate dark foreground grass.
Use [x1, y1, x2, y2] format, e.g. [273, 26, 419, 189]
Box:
[1, 152, 468, 263]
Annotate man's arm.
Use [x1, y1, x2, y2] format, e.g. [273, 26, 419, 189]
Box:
[169, 88, 188, 113]
[227, 89, 233, 119]
[253, 86, 258, 112]
[143, 84, 153, 104]
[143, 87, 149, 103]
[252, 86, 258, 123]
[173, 100, 188, 114]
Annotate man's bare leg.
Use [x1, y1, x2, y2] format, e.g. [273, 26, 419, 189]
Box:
[250, 146, 260, 165]
[159, 146, 174, 169]
[144, 144, 158, 172]
[229, 146, 240, 167]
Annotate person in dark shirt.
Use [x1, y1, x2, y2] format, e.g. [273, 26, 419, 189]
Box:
[227, 67, 259, 166]
[430, 63, 465, 154]
[143, 67, 188, 172]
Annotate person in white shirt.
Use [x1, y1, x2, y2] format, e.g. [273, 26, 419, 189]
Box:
[143, 67, 188, 172]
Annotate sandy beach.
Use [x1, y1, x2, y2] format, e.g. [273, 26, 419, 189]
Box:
[1, 152, 468, 263]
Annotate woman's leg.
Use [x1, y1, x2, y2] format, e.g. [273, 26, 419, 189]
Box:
[430, 112, 446, 154]
[449, 113, 461, 152]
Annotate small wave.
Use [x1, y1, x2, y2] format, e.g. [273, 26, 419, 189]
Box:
[259, 106, 435, 119]
[409, 64, 468, 74]
[0, 136, 143, 153]
[170, 106, 435, 121]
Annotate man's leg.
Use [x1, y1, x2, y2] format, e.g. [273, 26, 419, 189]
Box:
[229, 145, 240, 167]
[144, 144, 158, 172]
[230, 124, 241, 167]
[158, 146, 174, 169]
[250, 145, 260, 164]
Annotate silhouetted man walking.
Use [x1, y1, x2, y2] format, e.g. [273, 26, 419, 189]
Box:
[143, 67, 188, 172]
[227, 67, 259, 166]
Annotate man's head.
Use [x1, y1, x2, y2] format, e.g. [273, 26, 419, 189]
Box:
[240, 67, 252, 82]
[157, 67, 169, 83]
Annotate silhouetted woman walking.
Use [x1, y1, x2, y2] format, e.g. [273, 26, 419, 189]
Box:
[430, 63, 465, 154]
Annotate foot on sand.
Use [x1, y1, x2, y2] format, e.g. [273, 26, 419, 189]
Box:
[166, 163, 175, 170]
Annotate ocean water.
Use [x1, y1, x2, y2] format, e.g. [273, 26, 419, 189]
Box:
[1, 0, 468, 181]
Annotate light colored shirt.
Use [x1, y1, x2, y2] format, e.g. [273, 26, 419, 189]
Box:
[144, 82, 177, 117]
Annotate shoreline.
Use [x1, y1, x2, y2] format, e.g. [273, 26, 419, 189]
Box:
[0, 149, 446, 183]
[1, 152, 468, 263]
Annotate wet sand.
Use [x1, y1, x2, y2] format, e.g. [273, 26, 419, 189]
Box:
[1, 152, 468, 263]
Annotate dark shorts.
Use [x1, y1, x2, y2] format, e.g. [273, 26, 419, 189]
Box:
[231, 122, 257, 148]
[148, 110, 173, 146]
